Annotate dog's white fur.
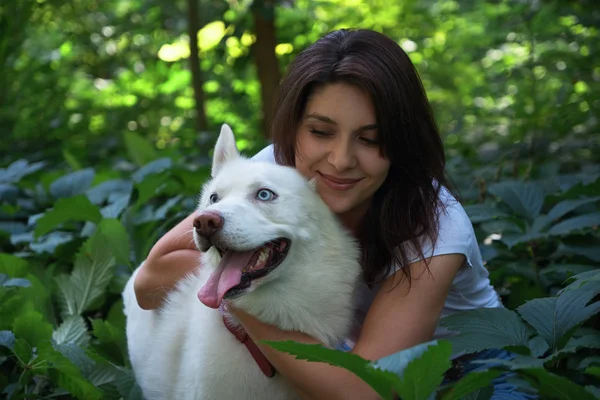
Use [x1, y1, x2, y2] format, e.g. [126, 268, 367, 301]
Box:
[123, 124, 362, 400]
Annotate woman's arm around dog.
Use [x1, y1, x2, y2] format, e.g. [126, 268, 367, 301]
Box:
[231, 253, 465, 400]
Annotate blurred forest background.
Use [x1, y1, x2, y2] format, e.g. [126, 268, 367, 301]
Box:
[1, 0, 599, 399]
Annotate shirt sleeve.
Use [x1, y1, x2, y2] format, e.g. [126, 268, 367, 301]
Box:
[393, 188, 476, 273]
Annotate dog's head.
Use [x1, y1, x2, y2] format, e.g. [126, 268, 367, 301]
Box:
[193, 124, 324, 309]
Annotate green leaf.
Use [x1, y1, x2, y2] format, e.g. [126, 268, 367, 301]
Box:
[0, 253, 29, 277]
[561, 270, 600, 292]
[112, 365, 145, 400]
[520, 368, 595, 400]
[55, 229, 117, 317]
[39, 341, 103, 400]
[12, 310, 53, 347]
[577, 356, 600, 371]
[545, 196, 600, 224]
[488, 181, 545, 219]
[132, 157, 172, 183]
[529, 336, 550, 358]
[441, 370, 503, 400]
[374, 340, 452, 400]
[541, 264, 596, 280]
[440, 308, 531, 356]
[52, 316, 91, 347]
[86, 179, 133, 205]
[50, 168, 95, 199]
[124, 131, 159, 166]
[63, 148, 83, 170]
[0, 159, 45, 184]
[552, 243, 600, 262]
[90, 319, 127, 365]
[544, 332, 600, 362]
[0, 330, 15, 350]
[548, 212, 600, 236]
[35, 195, 103, 237]
[517, 285, 600, 350]
[95, 219, 131, 266]
[263, 340, 400, 400]
[1, 276, 31, 288]
[463, 204, 510, 223]
[585, 367, 600, 378]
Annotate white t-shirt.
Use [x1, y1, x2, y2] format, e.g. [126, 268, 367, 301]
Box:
[251, 145, 502, 346]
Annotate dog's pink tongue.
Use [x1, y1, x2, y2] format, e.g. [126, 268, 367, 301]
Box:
[198, 250, 255, 309]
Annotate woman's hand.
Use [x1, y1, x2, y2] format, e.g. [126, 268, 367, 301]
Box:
[134, 212, 201, 310]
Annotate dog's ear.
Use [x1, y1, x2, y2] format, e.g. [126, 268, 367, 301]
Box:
[307, 177, 318, 191]
[212, 124, 240, 177]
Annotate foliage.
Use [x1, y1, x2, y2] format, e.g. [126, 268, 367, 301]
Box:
[1, 0, 599, 398]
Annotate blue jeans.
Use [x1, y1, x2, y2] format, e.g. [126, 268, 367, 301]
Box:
[444, 348, 538, 399]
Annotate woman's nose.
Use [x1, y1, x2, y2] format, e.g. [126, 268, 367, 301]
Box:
[327, 138, 357, 171]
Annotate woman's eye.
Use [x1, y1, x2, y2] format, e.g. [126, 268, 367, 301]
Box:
[256, 188, 277, 202]
[309, 128, 330, 136]
[209, 193, 219, 204]
[360, 137, 379, 146]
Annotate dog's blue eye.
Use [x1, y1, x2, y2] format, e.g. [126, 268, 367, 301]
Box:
[256, 189, 276, 201]
[209, 193, 219, 204]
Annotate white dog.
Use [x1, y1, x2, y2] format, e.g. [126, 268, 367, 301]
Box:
[122, 124, 362, 400]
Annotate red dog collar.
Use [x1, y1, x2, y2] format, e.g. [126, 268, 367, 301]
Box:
[221, 311, 276, 378]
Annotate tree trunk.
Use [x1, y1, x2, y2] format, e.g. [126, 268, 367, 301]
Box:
[186, 0, 208, 133]
[251, 1, 281, 139]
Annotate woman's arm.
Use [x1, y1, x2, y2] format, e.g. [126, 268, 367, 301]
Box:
[133, 212, 201, 310]
[231, 253, 466, 399]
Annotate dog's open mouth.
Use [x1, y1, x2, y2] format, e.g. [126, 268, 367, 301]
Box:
[198, 238, 291, 309]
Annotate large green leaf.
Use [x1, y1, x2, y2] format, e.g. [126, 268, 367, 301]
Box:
[94, 218, 131, 266]
[545, 196, 600, 224]
[561, 270, 600, 292]
[52, 316, 91, 347]
[441, 370, 503, 400]
[38, 341, 103, 400]
[545, 331, 600, 362]
[131, 157, 172, 183]
[49, 168, 95, 199]
[440, 308, 531, 355]
[548, 212, 600, 236]
[0, 253, 29, 277]
[90, 319, 128, 365]
[552, 243, 600, 262]
[0, 159, 45, 184]
[520, 368, 595, 400]
[34, 195, 103, 238]
[488, 181, 545, 219]
[55, 228, 117, 317]
[517, 285, 600, 350]
[263, 340, 400, 400]
[374, 340, 453, 400]
[12, 310, 53, 347]
[124, 131, 159, 166]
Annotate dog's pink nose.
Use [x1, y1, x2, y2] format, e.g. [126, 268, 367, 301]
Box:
[193, 211, 224, 237]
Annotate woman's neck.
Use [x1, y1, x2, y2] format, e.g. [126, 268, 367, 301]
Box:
[336, 201, 371, 238]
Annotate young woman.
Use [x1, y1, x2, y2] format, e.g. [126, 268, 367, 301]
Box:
[134, 29, 534, 399]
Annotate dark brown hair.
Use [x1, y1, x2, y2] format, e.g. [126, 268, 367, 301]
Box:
[270, 28, 452, 286]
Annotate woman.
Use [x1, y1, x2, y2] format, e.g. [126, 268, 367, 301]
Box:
[134, 29, 531, 399]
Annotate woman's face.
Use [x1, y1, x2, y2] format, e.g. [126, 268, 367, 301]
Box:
[295, 82, 391, 227]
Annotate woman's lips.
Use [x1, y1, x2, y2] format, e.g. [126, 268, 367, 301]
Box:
[318, 172, 363, 191]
